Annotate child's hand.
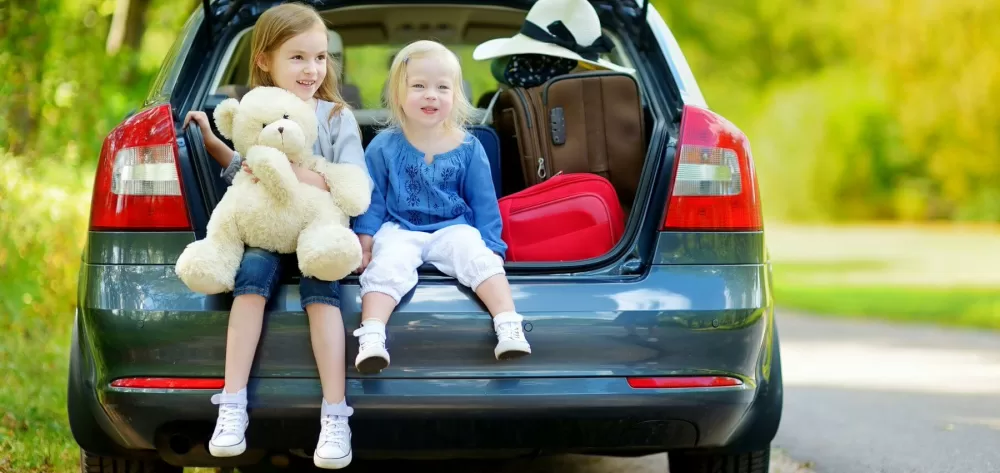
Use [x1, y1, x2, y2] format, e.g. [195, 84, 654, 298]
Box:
[241, 161, 259, 183]
[355, 234, 374, 273]
[357, 249, 372, 274]
[183, 111, 223, 151]
[292, 166, 330, 191]
[183, 111, 233, 166]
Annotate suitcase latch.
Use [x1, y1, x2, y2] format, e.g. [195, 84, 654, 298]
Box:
[550, 107, 566, 145]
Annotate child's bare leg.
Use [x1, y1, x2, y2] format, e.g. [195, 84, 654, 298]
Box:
[352, 292, 399, 374]
[211, 247, 280, 458]
[360, 292, 397, 325]
[223, 294, 266, 393]
[305, 303, 347, 403]
[301, 278, 354, 469]
[306, 306, 354, 468]
[475, 275, 531, 361]
[473, 275, 516, 316]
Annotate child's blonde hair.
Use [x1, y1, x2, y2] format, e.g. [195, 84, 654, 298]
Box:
[384, 40, 473, 132]
[249, 3, 349, 116]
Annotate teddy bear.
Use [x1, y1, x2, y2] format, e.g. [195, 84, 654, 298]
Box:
[175, 86, 370, 295]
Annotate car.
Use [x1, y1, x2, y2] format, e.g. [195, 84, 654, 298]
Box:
[68, 1, 782, 472]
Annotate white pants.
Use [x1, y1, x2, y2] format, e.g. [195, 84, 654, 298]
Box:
[359, 222, 506, 302]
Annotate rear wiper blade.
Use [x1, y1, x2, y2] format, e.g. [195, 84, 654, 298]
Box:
[201, 0, 252, 38]
[605, 0, 650, 50]
[637, 0, 649, 50]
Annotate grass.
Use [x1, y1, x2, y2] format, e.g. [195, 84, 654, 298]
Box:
[774, 280, 1000, 330]
[0, 322, 75, 473]
[0, 157, 91, 473]
[767, 222, 1000, 330]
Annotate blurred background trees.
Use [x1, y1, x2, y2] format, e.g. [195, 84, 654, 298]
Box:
[0, 0, 196, 163]
[658, 0, 1000, 223]
[2, 0, 997, 223]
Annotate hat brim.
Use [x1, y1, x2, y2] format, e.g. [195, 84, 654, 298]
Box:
[473, 34, 635, 74]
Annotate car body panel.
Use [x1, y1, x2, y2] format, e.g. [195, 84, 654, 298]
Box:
[81, 261, 769, 381]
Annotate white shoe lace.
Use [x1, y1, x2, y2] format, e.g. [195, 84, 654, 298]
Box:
[215, 403, 246, 437]
[353, 325, 385, 352]
[496, 321, 525, 342]
[318, 416, 350, 450]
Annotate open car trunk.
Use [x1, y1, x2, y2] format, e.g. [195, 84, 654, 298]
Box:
[184, 0, 671, 276]
[136, 0, 709, 381]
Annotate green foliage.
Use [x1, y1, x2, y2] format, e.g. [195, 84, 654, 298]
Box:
[774, 279, 1000, 331]
[654, 0, 1000, 222]
[0, 0, 195, 164]
[0, 156, 92, 472]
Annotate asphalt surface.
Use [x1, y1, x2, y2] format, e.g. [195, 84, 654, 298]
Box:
[327, 449, 809, 472]
[774, 310, 1000, 473]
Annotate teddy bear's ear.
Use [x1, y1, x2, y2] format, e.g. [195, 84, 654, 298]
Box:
[213, 98, 240, 140]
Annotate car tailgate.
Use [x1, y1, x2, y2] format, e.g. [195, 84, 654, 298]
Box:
[82, 256, 769, 382]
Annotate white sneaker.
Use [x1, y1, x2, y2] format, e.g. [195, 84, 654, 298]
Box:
[209, 388, 249, 457]
[494, 312, 531, 360]
[313, 399, 354, 469]
[353, 320, 390, 373]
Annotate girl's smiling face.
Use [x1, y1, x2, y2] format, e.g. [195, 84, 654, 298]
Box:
[258, 25, 328, 102]
[401, 54, 457, 130]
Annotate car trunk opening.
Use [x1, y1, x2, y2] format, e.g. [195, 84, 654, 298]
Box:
[182, 1, 675, 278]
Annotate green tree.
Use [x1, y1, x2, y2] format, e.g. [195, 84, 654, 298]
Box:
[0, 0, 196, 164]
[653, 0, 1000, 222]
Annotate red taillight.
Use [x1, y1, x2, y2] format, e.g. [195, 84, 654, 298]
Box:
[662, 105, 762, 231]
[89, 104, 191, 231]
[110, 377, 224, 389]
[627, 376, 743, 389]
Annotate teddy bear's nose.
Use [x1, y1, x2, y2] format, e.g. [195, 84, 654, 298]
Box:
[277, 127, 284, 134]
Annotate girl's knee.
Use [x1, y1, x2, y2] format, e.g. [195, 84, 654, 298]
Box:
[229, 293, 267, 320]
[232, 293, 267, 305]
[360, 261, 417, 303]
[305, 302, 343, 319]
[461, 252, 505, 289]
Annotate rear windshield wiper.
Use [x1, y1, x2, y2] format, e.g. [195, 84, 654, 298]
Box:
[201, 0, 251, 39]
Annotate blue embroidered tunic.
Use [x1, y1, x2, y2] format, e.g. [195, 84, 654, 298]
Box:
[353, 128, 507, 258]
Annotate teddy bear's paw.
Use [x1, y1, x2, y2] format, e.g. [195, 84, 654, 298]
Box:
[324, 163, 372, 217]
[298, 226, 362, 282]
[245, 146, 292, 173]
[175, 240, 238, 294]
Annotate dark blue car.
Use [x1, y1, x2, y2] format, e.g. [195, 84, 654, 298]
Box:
[68, 1, 782, 472]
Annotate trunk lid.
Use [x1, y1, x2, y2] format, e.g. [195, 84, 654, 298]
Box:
[86, 261, 765, 381]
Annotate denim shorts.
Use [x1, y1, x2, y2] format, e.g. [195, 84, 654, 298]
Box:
[233, 247, 342, 309]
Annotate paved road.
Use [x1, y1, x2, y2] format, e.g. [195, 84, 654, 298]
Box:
[331, 449, 809, 472]
[774, 311, 1000, 473]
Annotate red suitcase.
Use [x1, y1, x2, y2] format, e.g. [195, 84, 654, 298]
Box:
[498, 173, 625, 262]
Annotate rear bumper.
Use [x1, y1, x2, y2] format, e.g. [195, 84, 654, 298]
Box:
[97, 377, 754, 465]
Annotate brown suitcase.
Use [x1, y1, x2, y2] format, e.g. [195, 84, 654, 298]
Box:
[493, 71, 646, 207]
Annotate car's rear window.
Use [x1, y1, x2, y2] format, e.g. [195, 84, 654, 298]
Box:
[342, 44, 497, 110]
[206, 4, 634, 114]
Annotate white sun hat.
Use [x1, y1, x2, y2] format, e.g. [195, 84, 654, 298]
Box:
[472, 0, 634, 74]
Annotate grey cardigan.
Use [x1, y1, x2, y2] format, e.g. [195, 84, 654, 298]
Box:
[220, 100, 373, 190]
